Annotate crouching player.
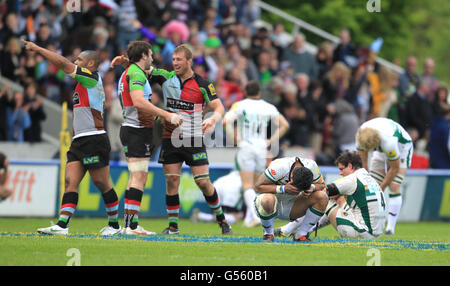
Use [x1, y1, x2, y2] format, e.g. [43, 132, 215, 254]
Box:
[318, 151, 387, 239]
[254, 157, 328, 242]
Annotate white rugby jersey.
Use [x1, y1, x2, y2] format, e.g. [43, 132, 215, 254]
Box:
[263, 157, 322, 186]
[356, 117, 412, 161]
[331, 168, 386, 235]
[225, 98, 279, 150]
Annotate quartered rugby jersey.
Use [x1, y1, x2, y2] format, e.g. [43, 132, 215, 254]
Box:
[263, 157, 322, 186]
[149, 69, 218, 138]
[330, 168, 386, 235]
[70, 66, 106, 139]
[226, 98, 279, 150]
[356, 117, 412, 161]
[118, 63, 153, 128]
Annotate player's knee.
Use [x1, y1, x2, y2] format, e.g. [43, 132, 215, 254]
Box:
[165, 175, 180, 189]
[194, 174, 211, 191]
[255, 194, 277, 219]
[92, 180, 109, 193]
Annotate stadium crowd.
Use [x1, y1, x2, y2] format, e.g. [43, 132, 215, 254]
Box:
[0, 0, 449, 168]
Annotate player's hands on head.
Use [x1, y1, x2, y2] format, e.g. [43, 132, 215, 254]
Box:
[284, 182, 301, 195]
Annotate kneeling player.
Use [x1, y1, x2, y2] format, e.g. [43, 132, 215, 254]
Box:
[318, 151, 387, 239]
[254, 157, 328, 242]
[191, 170, 245, 225]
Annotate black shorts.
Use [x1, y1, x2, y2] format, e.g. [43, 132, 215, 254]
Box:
[120, 126, 154, 158]
[158, 138, 209, 166]
[67, 133, 110, 169]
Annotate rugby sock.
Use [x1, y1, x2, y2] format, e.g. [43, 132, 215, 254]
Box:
[387, 194, 402, 232]
[295, 207, 324, 236]
[261, 217, 275, 235]
[102, 188, 120, 229]
[124, 187, 143, 230]
[243, 188, 257, 223]
[57, 192, 78, 228]
[280, 216, 305, 235]
[197, 212, 237, 224]
[166, 194, 180, 229]
[123, 189, 129, 228]
[204, 188, 226, 223]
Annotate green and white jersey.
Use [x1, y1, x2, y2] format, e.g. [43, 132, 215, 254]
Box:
[225, 98, 280, 151]
[356, 117, 412, 161]
[330, 168, 386, 236]
[263, 157, 322, 186]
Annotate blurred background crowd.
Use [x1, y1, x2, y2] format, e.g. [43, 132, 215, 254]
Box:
[0, 0, 449, 168]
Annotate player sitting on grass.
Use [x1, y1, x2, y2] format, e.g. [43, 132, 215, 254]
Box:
[310, 151, 387, 239]
[254, 156, 328, 242]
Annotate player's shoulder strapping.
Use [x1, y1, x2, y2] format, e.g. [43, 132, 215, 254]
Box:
[71, 66, 99, 88]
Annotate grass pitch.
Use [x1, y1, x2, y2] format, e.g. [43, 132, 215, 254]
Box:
[0, 218, 448, 266]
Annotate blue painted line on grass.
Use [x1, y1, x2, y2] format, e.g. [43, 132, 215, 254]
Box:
[1, 232, 448, 251]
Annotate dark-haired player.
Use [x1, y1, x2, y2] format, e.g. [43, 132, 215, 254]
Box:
[21, 40, 121, 236]
[312, 151, 387, 239]
[254, 157, 327, 242]
[117, 40, 181, 235]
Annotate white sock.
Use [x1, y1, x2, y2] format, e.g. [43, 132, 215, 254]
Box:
[198, 212, 237, 224]
[280, 217, 304, 235]
[224, 213, 237, 224]
[307, 215, 329, 234]
[295, 207, 324, 236]
[243, 188, 257, 223]
[387, 195, 402, 232]
[198, 212, 214, 222]
[261, 218, 275, 235]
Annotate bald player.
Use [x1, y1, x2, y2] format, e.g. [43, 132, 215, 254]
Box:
[22, 40, 122, 236]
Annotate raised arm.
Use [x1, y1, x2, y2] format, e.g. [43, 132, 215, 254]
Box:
[22, 40, 76, 74]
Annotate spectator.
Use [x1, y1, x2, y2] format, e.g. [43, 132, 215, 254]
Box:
[322, 62, 351, 104]
[35, 23, 56, 49]
[0, 12, 24, 47]
[378, 67, 400, 119]
[270, 22, 290, 49]
[330, 99, 359, 155]
[432, 86, 450, 115]
[316, 41, 334, 80]
[282, 33, 319, 80]
[115, 0, 140, 51]
[405, 79, 433, 140]
[261, 76, 283, 106]
[429, 99, 450, 169]
[24, 81, 46, 143]
[0, 37, 22, 81]
[332, 28, 358, 67]
[307, 80, 328, 153]
[278, 82, 310, 147]
[420, 57, 440, 102]
[398, 56, 420, 98]
[239, 0, 261, 33]
[7, 91, 31, 142]
[0, 85, 14, 141]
